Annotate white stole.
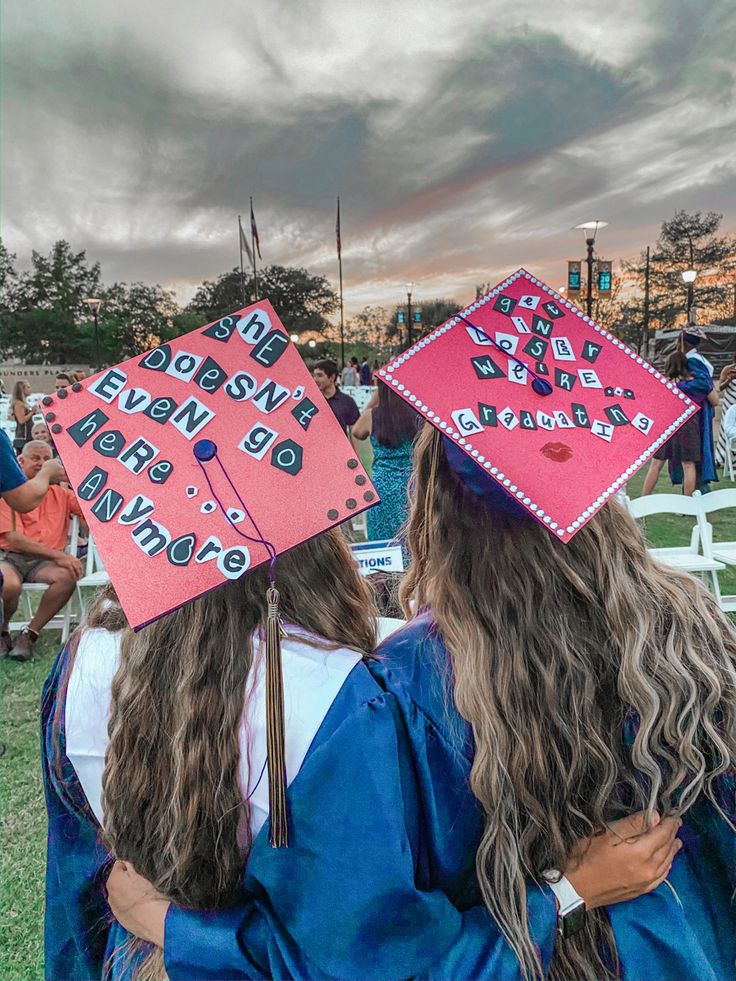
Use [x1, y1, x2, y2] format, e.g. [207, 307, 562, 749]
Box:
[65, 627, 362, 838]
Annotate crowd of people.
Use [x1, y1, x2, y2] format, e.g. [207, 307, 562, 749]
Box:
[2, 322, 736, 981]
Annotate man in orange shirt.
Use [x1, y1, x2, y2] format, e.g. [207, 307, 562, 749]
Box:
[0, 441, 84, 661]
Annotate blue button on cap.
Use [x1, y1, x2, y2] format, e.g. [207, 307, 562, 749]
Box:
[531, 377, 553, 397]
[193, 439, 218, 461]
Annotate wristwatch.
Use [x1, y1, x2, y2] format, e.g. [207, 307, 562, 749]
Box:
[542, 871, 586, 939]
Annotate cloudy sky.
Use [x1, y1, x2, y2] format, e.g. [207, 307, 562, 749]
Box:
[3, 0, 735, 315]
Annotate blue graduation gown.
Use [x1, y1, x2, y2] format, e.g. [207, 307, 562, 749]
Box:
[372, 614, 736, 981]
[670, 357, 717, 485]
[43, 640, 557, 981]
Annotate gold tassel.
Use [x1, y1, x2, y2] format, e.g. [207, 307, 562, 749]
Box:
[420, 429, 441, 561]
[265, 584, 289, 847]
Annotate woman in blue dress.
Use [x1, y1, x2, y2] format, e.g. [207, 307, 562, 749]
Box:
[351, 380, 421, 544]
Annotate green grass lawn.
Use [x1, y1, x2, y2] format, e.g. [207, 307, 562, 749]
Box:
[1, 466, 734, 979]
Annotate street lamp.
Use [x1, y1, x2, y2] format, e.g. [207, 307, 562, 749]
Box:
[681, 268, 697, 324]
[574, 220, 608, 318]
[289, 333, 299, 343]
[83, 297, 103, 371]
[308, 339, 317, 349]
[405, 282, 415, 348]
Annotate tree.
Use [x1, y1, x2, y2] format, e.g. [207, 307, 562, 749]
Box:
[624, 211, 736, 333]
[187, 264, 338, 334]
[342, 306, 395, 351]
[0, 240, 20, 315]
[187, 268, 244, 321]
[417, 297, 462, 331]
[2, 240, 104, 363]
[101, 282, 180, 360]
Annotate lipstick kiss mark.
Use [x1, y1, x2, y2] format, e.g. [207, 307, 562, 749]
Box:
[541, 442, 573, 463]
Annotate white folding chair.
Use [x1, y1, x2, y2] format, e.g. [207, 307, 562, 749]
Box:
[10, 516, 80, 642]
[721, 404, 736, 481]
[74, 526, 110, 615]
[627, 493, 724, 603]
[698, 488, 736, 612]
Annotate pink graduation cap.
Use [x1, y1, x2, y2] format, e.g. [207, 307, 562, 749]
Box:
[46, 300, 377, 846]
[44, 299, 376, 628]
[377, 268, 698, 542]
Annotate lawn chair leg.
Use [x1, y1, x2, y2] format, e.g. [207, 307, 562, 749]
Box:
[61, 598, 73, 644]
[709, 569, 723, 610]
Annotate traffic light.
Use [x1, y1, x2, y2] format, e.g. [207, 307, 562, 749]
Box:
[567, 261, 581, 293]
[597, 260, 612, 292]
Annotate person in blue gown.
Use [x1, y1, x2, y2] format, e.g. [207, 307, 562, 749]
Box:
[43, 543, 680, 981]
[669, 329, 719, 489]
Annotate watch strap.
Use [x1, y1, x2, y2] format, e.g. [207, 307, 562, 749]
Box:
[543, 871, 584, 913]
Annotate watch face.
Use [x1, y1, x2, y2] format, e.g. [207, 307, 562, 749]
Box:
[560, 899, 587, 940]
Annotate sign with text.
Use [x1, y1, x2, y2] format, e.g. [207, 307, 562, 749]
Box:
[47, 300, 377, 628]
[350, 540, 405, 575]
[378, 269, 697, 541]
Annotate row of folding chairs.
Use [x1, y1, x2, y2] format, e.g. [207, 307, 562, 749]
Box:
[627, 489, 736, 613]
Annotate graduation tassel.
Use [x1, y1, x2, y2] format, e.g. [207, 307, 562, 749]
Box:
[421, 429, 441, 562]
[265, 583, 289, 847]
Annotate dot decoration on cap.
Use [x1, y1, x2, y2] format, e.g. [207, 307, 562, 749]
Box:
[51, 424, 62, 434]
[57, 388, 68, 399]
[327, 508, 339, 520]
[45, 412, 56, 422]
[363, 491, 375, 502]
[347, 458, 359, 469]
[42, 396, 53, 406]
[355, 475, 367, 486]
[71, 382, 83, 392]
[345, 498, 357, 509]
[193, 439, 218, 462]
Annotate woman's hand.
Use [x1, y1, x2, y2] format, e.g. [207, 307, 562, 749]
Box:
[106, 860, 170, 947]
[564, 811, 682, 909]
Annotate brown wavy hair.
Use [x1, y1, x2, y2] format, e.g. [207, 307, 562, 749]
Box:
[61, 531, 376, 980]
[401, 424, 736, 981]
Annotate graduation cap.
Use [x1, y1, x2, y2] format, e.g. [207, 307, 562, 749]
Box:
[45, 299, 377, 845]
[377, 268, 698, 541]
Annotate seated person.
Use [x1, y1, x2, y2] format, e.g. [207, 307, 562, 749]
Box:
[0, 441, 84, 662]
[31, 421, 60, 458]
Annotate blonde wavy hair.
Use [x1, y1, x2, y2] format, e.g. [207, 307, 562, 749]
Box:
[401, 425, 736, 981]
[60, 531, 377, 980]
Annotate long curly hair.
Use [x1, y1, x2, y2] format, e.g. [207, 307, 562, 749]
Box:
[401, 425, 736, 981]
[61, 530, 376, 980]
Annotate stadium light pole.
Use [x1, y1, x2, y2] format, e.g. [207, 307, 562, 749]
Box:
[681, 268, 697, 324]
[574, 220, 608, 318]
[406, 282, 415, 348]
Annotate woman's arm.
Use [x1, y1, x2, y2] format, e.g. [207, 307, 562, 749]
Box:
[351, 392, 378, 441]
[13, 400, 34, 423]
[350, 407, 372, 441]
[718, 364, 736, 390]
[108, 692, 681, 981]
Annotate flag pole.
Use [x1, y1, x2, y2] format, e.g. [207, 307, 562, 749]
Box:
[238, 215, 247, 306]
[337, 196, 345, 369]
[250, 196, 259, 298]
